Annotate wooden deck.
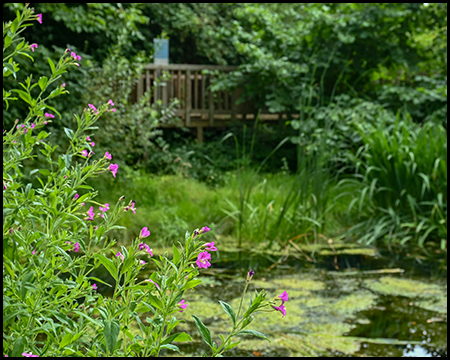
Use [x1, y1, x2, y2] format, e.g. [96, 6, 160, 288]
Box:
[132, 64, 295, 142]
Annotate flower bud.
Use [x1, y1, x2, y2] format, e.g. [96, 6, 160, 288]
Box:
[247, 270, 255, 282]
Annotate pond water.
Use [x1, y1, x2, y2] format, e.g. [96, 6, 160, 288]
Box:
[146, 247, 447, 357]
[95, 244, 446, 357]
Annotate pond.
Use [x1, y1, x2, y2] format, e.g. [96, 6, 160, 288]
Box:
[140, 246, 447, 357]
[94, 242, 447, 357]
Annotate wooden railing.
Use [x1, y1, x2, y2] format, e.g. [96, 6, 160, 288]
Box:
[131, 64, 292, 142]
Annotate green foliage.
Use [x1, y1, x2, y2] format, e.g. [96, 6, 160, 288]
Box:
[343, 113, 447, 252]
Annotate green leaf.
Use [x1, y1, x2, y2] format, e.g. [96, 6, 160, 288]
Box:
[59, 332, 73, 349]
[11, 89, 32, 104]
[147, 292, 163, 311]
[160, 344, 180, 353]
[192, 314, 212, 347]
[104, 320, 120, 355]
[48, 58, 56, 74]
[64, 127, 74, 140]
[162, 332, 192, 345]
[224, 341, 241, 352]
[181, 279, 202, 291]
[219, 301, 236, 325]
[235, 329, 270, 342]
[39, 76, 48, 91]
[172, 244, 180, 265]
[94, 254, 118, 281]
[4, 63, 16, 79]
[11, 336, 25, 357]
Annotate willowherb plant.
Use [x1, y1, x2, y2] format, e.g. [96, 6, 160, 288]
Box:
[3, 5, 287, 358]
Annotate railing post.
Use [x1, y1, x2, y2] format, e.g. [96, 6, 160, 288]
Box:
[209, 75, 214, 126]
[137, 73, 144, 101]
[185, 69, 191, 127]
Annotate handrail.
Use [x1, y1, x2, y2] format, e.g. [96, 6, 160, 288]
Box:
[142, 64, 239, 71]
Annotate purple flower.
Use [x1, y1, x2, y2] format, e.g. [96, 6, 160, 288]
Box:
[178, 299, 188, 313]
[116, 252, 124, 262]
[104, 151, 112, 160]
[204, 242, 217, 252]
[88, 104, 97, 112]
[44, 112, 54, 118]
[200, 226, 211, 234]
[30, 43, 38, 52]
[247, 270, 255, 282]
[108, 99, 115, 106]
[23, 128, 28, 134]
[81, 150, 88, 157]
[272, 304, 286, 317]
[31, 123, 35, 129]
[32, 248, 36, 255]
[73, 242, 80, 253]
[196, 251, 211, 269]
[86, 136, 91, 141]
[92, 283, 98, 290]
[139, 243, 153, 256]
[91, 142, 95, 147]
[99, 203, 110, 217]
[62, 83, 66, 88]
[145, 278, 161, 290]
[278, 291, 289, 304]
[109, 163, 119, 178]
[73, 193, 79, 201]
[22, 352, 39, 357]
[86, 206, 95, 221]
[140, 260, 146, 266]
[130, 202, 136, 214]
[36, 13, 43, 24]
[140, 227, 150, 239]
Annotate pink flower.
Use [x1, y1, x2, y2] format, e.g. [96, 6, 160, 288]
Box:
[81, 150, 88, 157]
[140, 227, 150, 239]
[110, 108, 116, 112]
[88, 104, 97, 112]
[73, 193, 79, 201]
[109, 163, 119, 178]
[23, 128, 28, 134]
[62, 83, 66, 88]
[205, 242, 217, 251]
[200, 226, 211, 234]
[196, 251, 211, 269]
[73, 242, 80, 252]
[140, 260, 146, 266]
[130, 202, 136, 214]
[272, 304, 286, 317]
[145, 279, 161, 290]
[99, 203, 110, 217]
[44, 113, 54, 118]
[31, 123, 35, 129]
[86, 206, 95, 221]
[36, 13, 43, 24]
[86, 136, 91, 141]
[92, 283, 98, 290]
[139, 243, 153, 256]
[32, 248, 36, 255]
[22, 352, 39, 357]
[278, 291, 289, 304]
[116, 252, 124, 262]
[30, 43, 38, 52]
[108, 99, 115, 106]
[104, 151, 112, 160]
[91, 142, 95, 147]
[178, 299, 188, 313]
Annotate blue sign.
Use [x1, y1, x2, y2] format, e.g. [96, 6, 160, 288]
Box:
[154, 39, 169, 65]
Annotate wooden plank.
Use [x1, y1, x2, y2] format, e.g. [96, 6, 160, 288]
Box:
[201, 73, 206, 110]
[197, 126, 203, 144]
[231, 89, 237, 122]
[146, 70, 151, 102]
[217, 90, 222, 110]
[178, 70, 182, 105]
[194, 71, 199, 110]
[209, 75, 214, 126]
[153, 69, 158, 103]
[137, 73, 144, 101]
[170, 70, 174, 100]
[143, 64, 239, 71]
[162, 73, 167, 107]
[185, 69, 191, 126]
[224, 90, 229, 110]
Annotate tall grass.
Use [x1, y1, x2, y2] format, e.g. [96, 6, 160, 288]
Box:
[343, 112, 447, 253]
